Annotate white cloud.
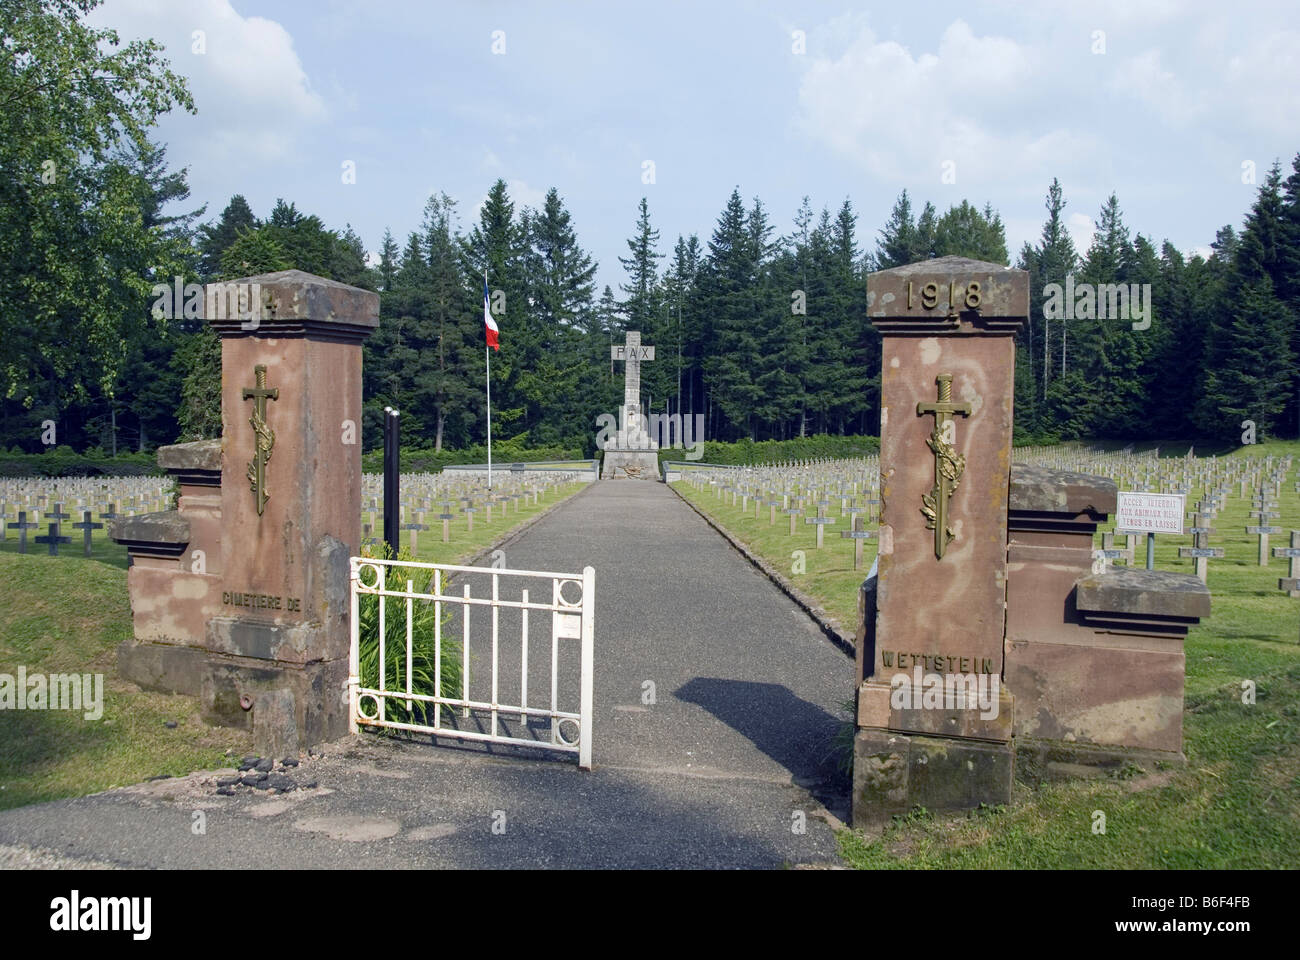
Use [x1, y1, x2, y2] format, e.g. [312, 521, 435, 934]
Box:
[92, 0, 326, 166]
[1018, 0, 1185, 27]
[1221, 29, 1300, 132]
[1109, 49, 1202, 126]
[1102, 16, 1300, 135]
[1067, 212, 1095, 254]
[795, 19, 1091, 185]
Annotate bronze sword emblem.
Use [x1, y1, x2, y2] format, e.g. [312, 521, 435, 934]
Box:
[917, 373, 971, 559]
[242, 364, 278, 515]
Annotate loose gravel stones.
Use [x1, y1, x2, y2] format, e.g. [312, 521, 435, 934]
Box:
[216, 759, 313, 796]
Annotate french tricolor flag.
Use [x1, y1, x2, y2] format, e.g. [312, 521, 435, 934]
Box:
[483, 278, 499, 351]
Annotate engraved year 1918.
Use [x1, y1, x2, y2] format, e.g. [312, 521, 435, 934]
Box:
[906, 280, 982, 314]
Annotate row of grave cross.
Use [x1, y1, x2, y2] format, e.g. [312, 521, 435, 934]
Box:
[3, 503, 110, 556]
[1, 481, 167, 559]
[2, 470, 586, 559]
[1, 476, 171, 526]
[1017, 447, 1295, 593]
[684, 450, 1297, 596]
[358, 471, 584, 552]
[687, 457, 883, 569]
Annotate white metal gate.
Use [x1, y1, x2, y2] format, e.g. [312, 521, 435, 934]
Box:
[348, 557, 595, 769]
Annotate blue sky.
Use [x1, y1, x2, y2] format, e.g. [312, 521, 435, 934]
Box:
[95, 0, 1300, 295]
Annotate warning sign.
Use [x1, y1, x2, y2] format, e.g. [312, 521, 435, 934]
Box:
[1115, 492, 1186, 535]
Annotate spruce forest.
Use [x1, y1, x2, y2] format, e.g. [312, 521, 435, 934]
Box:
[3, 6, 1297, 456]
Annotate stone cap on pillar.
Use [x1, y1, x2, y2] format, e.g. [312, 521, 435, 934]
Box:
[157, 439, 221, 487]
[1074, 568, 1210, 638]
[108, 510, 190, 559]
[867, 255, 1028, 334]
[206, 270, 379, 343]
[1077, 568, 1211, 619]
[1008, 463, 1112, 530]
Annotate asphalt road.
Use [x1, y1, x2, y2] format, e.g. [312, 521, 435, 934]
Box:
[0, 480, 856, 869]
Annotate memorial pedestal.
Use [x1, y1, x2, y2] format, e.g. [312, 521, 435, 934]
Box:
[853, 256, 1027, 829]
[111, 271, 377, 751]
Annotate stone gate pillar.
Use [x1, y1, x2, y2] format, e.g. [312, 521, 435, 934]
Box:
[200, 270, 378, 747]
[853, 256, 1028, 828]
[112, 271, 377, 751]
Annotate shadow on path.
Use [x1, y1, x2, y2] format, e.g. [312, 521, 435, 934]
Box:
[675, 677, 850, 816]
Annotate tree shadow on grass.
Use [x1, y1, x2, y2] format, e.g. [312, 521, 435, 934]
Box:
[0, 706, 113, 811]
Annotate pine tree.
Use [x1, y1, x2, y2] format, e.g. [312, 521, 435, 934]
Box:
[330, 225, 373, 289]
[1274, 155, 1300, 435]
[802, 208, 838, 435]
[1195, 173, 1295, 440]
[174, 229, 290, 442]
[828, 199, 871, 433]
[1028, 178, 1078, 429]
[462, 179, 531, 441]
[524, 188, 598, 447]
[875, 191, 916, 269]
[914, 203, 938, 261]
[1014, 240, 1041, 439]
[1074, 193, 1136, 438]
[262, 200, 336, 276]
[696, 190, 767, 439]
[933, 200, 1009, 263]
[420, 195, 479, 449]
[1147, 241, 1210, 440]
[376, 229, 400, 294]
[749, 201, 803, 439]
[619, 197, 663, 334]
[197, 196, 257, 280]
[661, 233, 702, 424]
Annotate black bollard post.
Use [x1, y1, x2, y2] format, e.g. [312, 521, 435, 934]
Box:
[383, 406, 400, 558]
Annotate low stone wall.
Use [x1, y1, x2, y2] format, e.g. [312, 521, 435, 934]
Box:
[440, 461, 598, 483]
[1004, 463, 1209, 770]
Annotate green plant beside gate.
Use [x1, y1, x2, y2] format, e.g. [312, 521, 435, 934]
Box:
[356, 543, 463, 728]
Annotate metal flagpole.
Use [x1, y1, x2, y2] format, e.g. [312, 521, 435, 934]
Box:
[485, 270, 492, 491]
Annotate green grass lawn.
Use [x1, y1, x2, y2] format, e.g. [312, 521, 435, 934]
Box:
[382, 481, 586, 565]
[0, 546, 251, 811]
[0, 480, 587, 811]
[674, 441, 1300, 868]
[672, 473, 876, 633]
